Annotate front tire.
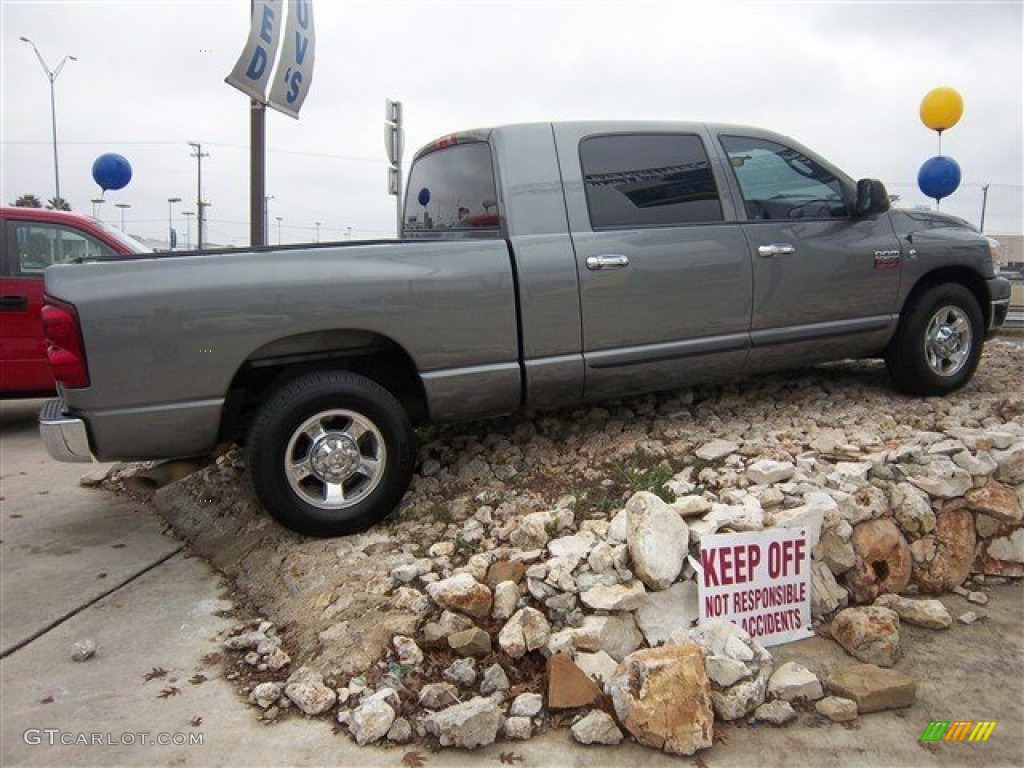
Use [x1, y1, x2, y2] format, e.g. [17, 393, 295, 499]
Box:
[245, 371, 416, 537]
[885, 283, 984, 396]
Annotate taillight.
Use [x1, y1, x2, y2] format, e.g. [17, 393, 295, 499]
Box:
[42, 301, 90, 389]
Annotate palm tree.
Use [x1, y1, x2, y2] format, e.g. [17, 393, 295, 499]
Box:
[12, 194, 43, 208]
[47, 196, 71, 211]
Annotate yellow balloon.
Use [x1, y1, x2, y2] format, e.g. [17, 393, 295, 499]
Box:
[920, 87, 964, 132]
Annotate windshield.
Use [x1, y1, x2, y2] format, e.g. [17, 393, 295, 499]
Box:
[98, 221, 152, 254]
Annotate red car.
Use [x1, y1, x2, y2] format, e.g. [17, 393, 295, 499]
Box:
[1, 206, 150, 396]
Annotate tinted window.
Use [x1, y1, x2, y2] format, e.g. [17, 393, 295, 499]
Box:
[720, 135, 850, 220]
[404, 142, 501, 237]
[581, 134, 723, 229]
[4, 221, 118, 276]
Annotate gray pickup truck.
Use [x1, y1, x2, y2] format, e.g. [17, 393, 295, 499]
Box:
[40, 121, 1011, 536]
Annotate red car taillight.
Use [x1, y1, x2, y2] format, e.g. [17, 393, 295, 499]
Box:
[42, 301, 90, 389]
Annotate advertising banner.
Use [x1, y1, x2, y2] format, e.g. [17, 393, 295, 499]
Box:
[225, 0, 285, 102]
[696, 527, 813, 647]
[267, 0, 316, 118]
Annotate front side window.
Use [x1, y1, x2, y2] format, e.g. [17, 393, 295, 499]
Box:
[581, 133, 724, 229]
[4, 221, 118, 276]
[720, 135, 850, 221]
[404, 142, 501, 237]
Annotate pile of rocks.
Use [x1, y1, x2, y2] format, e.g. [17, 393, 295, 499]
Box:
[149, 342, 1024, 754]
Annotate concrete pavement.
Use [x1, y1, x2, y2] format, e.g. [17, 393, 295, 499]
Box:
[2, 397, 1022, 767]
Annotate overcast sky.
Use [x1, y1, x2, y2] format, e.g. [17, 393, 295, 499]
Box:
[2, 0, 1021, 247]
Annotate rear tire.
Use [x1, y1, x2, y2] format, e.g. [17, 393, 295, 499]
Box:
[245, 371, 416, 537]
[885, 283, 984, 396]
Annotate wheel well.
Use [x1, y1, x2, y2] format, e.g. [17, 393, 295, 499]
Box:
[219, 331, 428, 444]
[902, 268, 990, 330]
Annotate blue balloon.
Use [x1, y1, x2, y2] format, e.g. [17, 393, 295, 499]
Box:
[417, 187, 431, 207]
[917, 156, 961, 201]
[92, 153, 133, 192]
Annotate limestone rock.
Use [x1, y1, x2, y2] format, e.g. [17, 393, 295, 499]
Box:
[425, 696, 501, 749]
[815, 531, 857, 576]
[753, 700, 797, 724]
[747, 459, 796, 485]
[993, 444, 1024, 485]
[249, 682, 282, 709]
[393, 635, 423, 666]
[480, 663, 510, 695]
[574, 651, 619, 691]
[285, 677, 338, 716]
[485, 559, 526, 587]
[846, 518, 912, 603]
[509, 692, 543, 718]
[634, 581, 699, 646]
[548, 531, 597, 570]
[426, 573, 493, 619]
[912, 508, 976, 593]
[811, 561, 849, 618]
[574, 614, 644, 661]
[830, 606, 901, 667]
[503, 717, 532, 740]
[71, 639, 97, 662]
[492, 580, 519, 621]
[626, 491, 689, 590]
[547, 652, 602, 710]
[443, 658, 477, 686]
[889, 482, 936, 538]
[448, 627, 492, 658]
[825, 664, 915, 713]
[697, 439, 739, 461]
[498, 607, 550, 659]
[609, 643, 714, 756]
[815, 696, 858, 722]
[874, 594, 952, 629]
[571, 710, 623, 745]
[350, 699, 395, 745]
[767, 662, 823, 702]
[418, 682, 459, 710]
[580, 580, 647, 611]
[906, 458, 973, 499]
[966, 481, 1022, 524]
[685, 621, 773, 721]
[706, 656, 751, 688]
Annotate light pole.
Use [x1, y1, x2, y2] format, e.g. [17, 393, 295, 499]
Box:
[20, 37, 76, 205]
[315, 221, 321, 243]
[182, 211, 194, 249]
[167, 197, 181, 250]
[91, 198, 104, 218]
[276, 216, 283, 246]
[115, 203, 131, 231]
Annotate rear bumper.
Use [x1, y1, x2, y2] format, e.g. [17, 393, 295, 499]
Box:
[987, 276, 1011, 339]
[39, 398, 94, 463]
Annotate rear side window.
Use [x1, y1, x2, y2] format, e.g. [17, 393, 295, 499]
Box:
[3, 220, 118, 276]
[580, 134, 724, 229]
[404, 142, 501, 238]
[720, 135, 850, 220]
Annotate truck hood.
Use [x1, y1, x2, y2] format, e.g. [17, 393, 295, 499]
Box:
[891, 207, 977, 233]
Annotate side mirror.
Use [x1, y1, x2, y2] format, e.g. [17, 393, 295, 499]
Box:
[854, 179, 891, 217]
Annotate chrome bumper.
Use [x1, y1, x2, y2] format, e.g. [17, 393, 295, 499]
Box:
[39, 398, 94, 463]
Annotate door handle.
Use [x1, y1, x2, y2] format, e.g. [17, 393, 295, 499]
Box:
[586, 254, 630, 271]
[0, 295, 29, 311]
[757, 243, 796, 258]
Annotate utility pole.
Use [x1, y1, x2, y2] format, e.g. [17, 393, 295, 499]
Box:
[252, 98, 267, 246]
[980, 183, 990, 232]
[188, 142, 209, 249]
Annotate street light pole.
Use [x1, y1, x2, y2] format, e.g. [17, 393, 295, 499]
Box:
[276, 216, 283, 246]
[115, 203, 131, 231]
[167, 196, 181, 250]
[315, 221, 321, 243]
[182, 211, 194, 249]
[21, 37, 76, 205]
[91, 198, 104, 218]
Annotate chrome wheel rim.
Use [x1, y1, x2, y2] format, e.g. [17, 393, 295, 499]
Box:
[284, 409, 386, 511]
[924, 305, 972, 378]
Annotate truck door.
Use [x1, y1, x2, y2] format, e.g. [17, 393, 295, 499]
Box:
[716, 133, 903, 371]
[555, 126, 753, 402]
